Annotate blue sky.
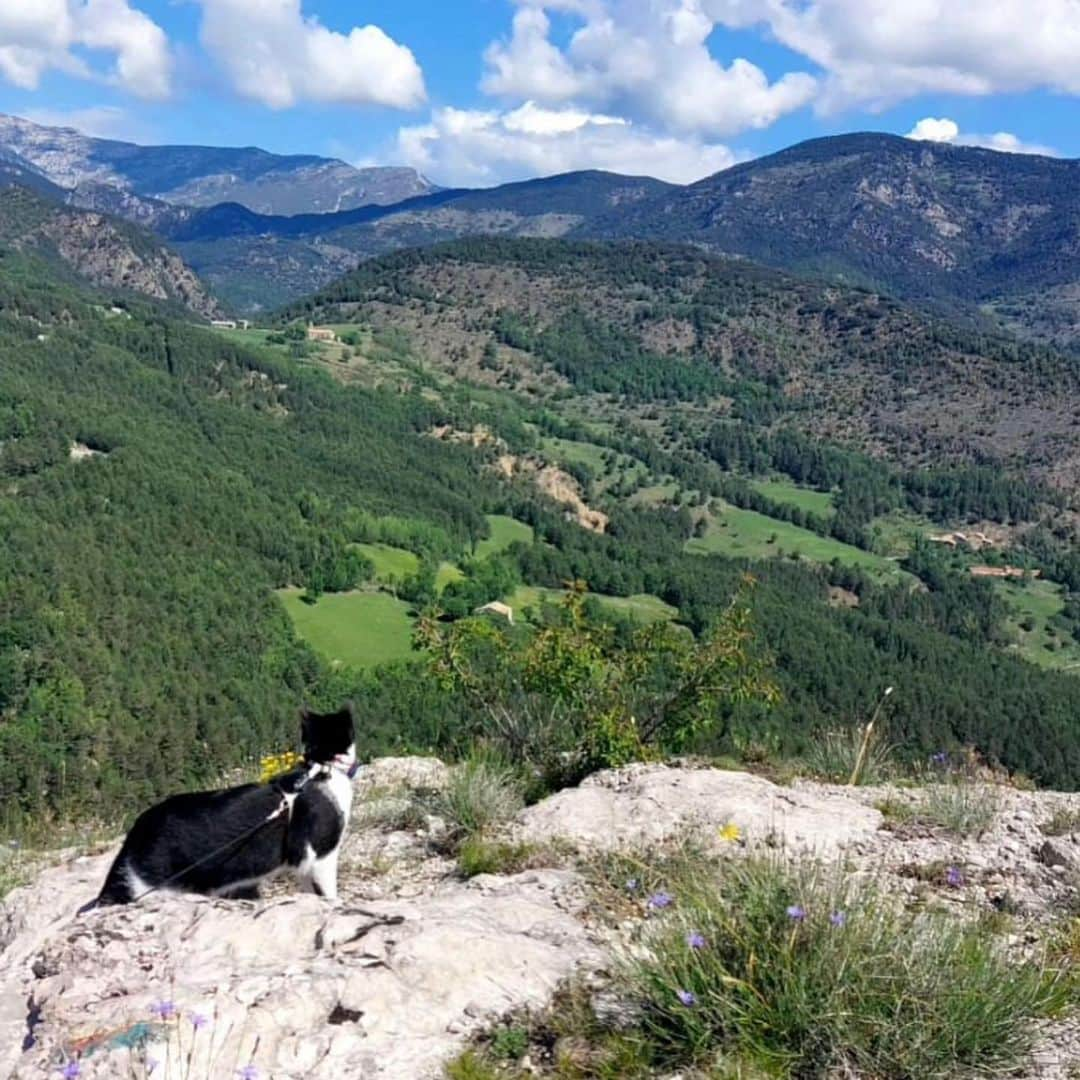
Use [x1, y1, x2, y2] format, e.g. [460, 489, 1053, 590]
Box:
[0, 0, 1075, 187]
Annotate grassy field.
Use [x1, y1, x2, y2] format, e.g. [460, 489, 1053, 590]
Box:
[541, 436, 650, 493]
[436, 562, 465, 591]
[865, 509, 938, 558]
[278, 587, 416, 667]
[474, 514, 534, 559]
[996, 578, 1080, 670]
[352, 542, 420, 581]
[506, 585, 677, 623]
[751, 478, 835, 516]
[686, 503, 905, 580]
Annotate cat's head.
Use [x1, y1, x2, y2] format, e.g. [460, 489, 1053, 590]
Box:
[300, 704, 356, 768]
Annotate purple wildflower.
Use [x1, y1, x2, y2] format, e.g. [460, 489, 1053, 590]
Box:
[676, 989, 696, 1006]
[786, 905, 807, 922]
[686, 931, 706, 949]
[647, 891, 673, 910]
[829, 910, 847, 928]
[150, 1000, 177, 1020]
[945, 866, 963, 888]
[930, 751, 949, 766]
[190, 1012, 208, 1031]
[60, 1063, 80, 1079]
[625, 878, 639, 893]
[237, 1067, 260, 1080]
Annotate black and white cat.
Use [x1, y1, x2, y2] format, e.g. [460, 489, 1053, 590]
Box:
[93, 706, 357, 906]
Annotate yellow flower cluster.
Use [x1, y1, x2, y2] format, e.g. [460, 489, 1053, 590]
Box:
[259, 749, 303, 783]
[718, 822, 742, 843]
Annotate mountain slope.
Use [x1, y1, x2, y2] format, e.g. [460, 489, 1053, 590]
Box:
[280, 236, 1080, 489]
[0, 113, 436, 215]
[581, 133, 1080, 349]
[0, 185, 220, 317]
[163, 171, 674, 311]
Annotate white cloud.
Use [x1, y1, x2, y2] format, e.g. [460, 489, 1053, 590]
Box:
[707, 0, 1080, 111]
[481, 0, 816, 137]
[906, 115, 1058, 157]
[0, 0, 170, 98]
[195, 0, 425, 110]
[397, 102, 740, 186]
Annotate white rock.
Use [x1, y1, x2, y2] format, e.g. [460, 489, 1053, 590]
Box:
[515, 763, 882, 854]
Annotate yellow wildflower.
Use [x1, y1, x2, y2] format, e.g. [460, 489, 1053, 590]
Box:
[259, 749, 303, 783]
[718, 822, 741, 843]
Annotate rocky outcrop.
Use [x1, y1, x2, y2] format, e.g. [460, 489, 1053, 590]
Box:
[36, 211, 222, 319]
[515, 763, 881, 853]
[6, 759, 1080, 1078]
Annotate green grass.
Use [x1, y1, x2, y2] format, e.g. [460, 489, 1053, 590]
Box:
[506, 585, 677, 624]
[866, 508, 939, 558]
[277, 587, 416, 667]
[996, 578, 1080, 670]
[630, 482, 679, 506]
[621, 853, 1074, 1078]
[474, 514, 534, 559]
[542, 436, 610, 472]
[351, 542, 420, 582]
[751, 478, 835, 516]
[687, 503, 905, 580]
[436, 561, 465, 592]
[542, 436, 649, 493]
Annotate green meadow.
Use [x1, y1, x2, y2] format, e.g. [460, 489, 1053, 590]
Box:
[506, 585, 677, 624]
[352, 542, 420, 581]
[687, 503, 904, 580]
[996, 577, 1080, 671]
[474, 514, 534, 559]
[751, 478, 835, 516]
[277, 587, 416, 668]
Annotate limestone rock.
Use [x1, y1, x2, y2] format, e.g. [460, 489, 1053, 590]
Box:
[514, 763, 882, 854]
[3, 859, 594, 1079]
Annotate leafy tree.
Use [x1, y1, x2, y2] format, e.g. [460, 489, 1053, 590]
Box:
[414, 579, 778, 783]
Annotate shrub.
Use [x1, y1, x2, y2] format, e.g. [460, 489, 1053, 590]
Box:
[805, 725, 895, 785]
[622, 854, 1073, 1078]
[415, 580, 777, 783]
[1041, 806, 1080, 837]
[434, 753, 525, 843]
[456, 837, 538, 879]
[916, 777, 1002, 837]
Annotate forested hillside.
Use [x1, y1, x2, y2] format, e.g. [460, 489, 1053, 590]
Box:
[0, 253, 504, 833]
[10, 241, 1080, 840]
[281, 238, 1080, 490]
[161, 172, 674, 311]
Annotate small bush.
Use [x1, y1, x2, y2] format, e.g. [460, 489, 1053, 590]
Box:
[874, 796, 916, 825]
[621, 854, 1073, 1078]
[1041, 806, 1080, 837]
[435, 753, 525, 842]
[457, 836, 538, 879]
[489, 1025, 529, 1061]
[917, 777, 1001, 837]
[443, 1049, 503, 1080]
[805, 724, 895, 785]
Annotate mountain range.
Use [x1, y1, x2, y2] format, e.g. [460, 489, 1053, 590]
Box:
[0, 114, 436, 217]
[0, 113, 1077, 349]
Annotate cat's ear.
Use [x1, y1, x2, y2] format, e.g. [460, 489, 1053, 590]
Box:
[340, 701, 355, 721]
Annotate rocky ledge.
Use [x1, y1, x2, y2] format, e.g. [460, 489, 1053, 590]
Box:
[3, 759, 1080, 1078]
